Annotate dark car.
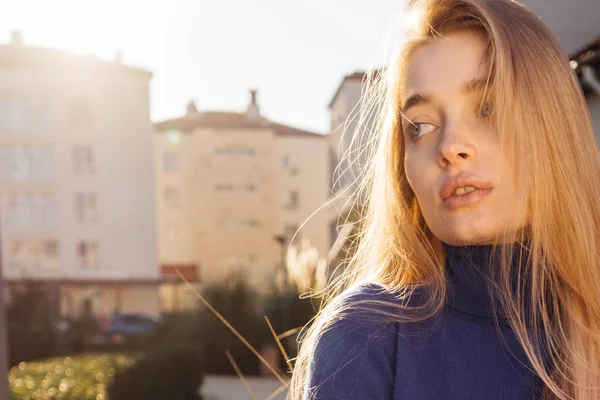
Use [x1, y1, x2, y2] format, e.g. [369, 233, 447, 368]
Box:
[103, 312, 160, 342]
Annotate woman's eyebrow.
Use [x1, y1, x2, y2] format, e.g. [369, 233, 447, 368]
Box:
[401, 77, 492, 114]
[462, 77, 492, 94]
[401, 93, 432, 114]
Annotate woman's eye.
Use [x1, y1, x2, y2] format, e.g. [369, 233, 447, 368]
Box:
[407, 122, 436, 140]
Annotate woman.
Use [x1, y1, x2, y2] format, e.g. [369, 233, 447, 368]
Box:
[287, 0, 600, 399]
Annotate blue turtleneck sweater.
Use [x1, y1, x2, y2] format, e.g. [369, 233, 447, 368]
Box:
[305, 243, 545, 399]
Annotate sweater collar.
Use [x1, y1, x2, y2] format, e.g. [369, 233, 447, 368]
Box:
[442, 241, 530, 321]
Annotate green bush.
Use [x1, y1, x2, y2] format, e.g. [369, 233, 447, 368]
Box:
[107, 347, 204, 400]
[9, 353, 135, 400]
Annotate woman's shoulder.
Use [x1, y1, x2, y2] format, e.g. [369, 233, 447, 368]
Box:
[330, 281, 428, 319]
[305, 282, 430, 399]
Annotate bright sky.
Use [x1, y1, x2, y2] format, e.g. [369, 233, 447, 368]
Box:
[1, 0, 408, 133]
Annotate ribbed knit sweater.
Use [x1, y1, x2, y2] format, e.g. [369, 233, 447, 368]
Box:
[305, 243, 544, 399]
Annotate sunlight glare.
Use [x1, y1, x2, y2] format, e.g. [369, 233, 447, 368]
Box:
[7, 0, 136, 58]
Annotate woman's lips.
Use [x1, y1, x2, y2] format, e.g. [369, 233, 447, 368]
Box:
[442, 187, 493, 209]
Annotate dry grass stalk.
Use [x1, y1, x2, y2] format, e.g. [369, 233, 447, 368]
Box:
[264, 316, 293, 373]
[225, 349, 257, 400]
[277, 326, 302, 340]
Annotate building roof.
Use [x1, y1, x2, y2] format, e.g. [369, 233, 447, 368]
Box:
[0, 44, 152, 78]
[155, 110, 324, 138]
[328, 71, 367, 109]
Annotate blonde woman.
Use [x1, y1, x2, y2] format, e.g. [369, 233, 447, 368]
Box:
[287, 0, 600, 399]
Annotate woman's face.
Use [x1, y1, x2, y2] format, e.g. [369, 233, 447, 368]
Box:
[402, 31, 526, 246]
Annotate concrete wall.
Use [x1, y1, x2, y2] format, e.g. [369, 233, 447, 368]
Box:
[519, 0, 600, 55]
[329, 78, 363, 194]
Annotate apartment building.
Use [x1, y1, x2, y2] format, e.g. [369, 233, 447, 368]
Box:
[0, 33, 159, 317]
[155, 90, 328, 300]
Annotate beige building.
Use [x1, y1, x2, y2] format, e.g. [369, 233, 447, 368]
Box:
[0, 33, 160, 317]
[154, 90, 328, 304]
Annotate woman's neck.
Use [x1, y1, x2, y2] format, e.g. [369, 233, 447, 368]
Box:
[442, 241, 530, 322]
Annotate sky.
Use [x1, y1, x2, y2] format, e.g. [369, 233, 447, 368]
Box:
[0, 0, 409, 134]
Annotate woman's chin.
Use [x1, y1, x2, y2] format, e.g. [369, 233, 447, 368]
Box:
[434, 223, 500, 246]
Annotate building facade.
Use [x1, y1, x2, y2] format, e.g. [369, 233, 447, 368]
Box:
[0, 33, 160, 317]
[154, 91, 328, 299]
[326, 72, 372, 267]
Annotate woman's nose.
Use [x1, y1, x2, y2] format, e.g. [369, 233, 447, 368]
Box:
[438, 124, 476, 168]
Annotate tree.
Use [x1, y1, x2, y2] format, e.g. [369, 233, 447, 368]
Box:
[6, 281, 59, 366]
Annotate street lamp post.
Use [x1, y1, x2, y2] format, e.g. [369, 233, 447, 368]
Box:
[274, 234, 290, 334]
[274, 234, 287, 285]
[0, 224, 10, 397]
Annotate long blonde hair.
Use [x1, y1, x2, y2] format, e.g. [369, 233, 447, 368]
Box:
[287, 0, 600, 399]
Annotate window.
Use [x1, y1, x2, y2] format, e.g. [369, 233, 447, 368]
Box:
[0, 95, 16, 131]
[4, 193, 20, 229]
[285, 191, 299, 209]
[0, 145, 54, 181]
[284, 225, 299, 242]
[44, 241, 58, 259]
[34, 97, 53, 134]
[163, 152, 180, 173]
[78, 241, 99, 268]
[5, 192, 35, 229]
[5, 239, 58, 268]
[166, 225, 182, 241]
[0, 95, 52, 133]
[41, 194, 57, 229]
[3, 192, 57, 230]
[41, 240, 59, 267]
[221, 218, 259, 230]
[165, 187, 181, 208]
[214, 183, 234, 192]
[1, 145, 28, 181]
[6, 239, 25, 264]
[282, 154, 299, 175]
[215, 145, 256, 157]
[74, 146, 95, 175]
[33, 146, 54, 180]
[0, 145, 19, 180]
[75, 193, 98, 222]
